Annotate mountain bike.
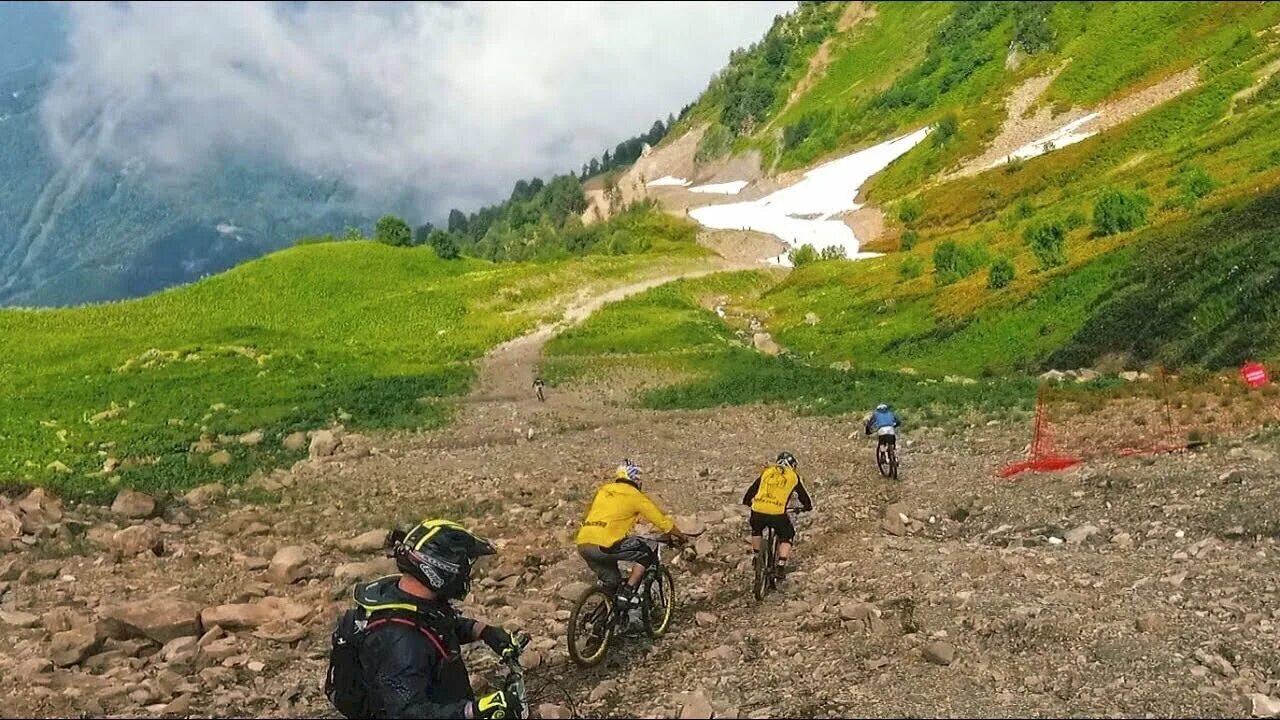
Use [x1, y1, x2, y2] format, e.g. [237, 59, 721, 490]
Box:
[533, 378, 546, 402]
[752, 503, 808, 601]
[566, 532, 696, 668]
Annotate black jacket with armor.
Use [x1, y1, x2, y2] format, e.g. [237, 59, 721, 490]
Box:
[354, 576, 483, 719]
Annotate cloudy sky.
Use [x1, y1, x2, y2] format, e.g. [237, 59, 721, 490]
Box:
[40, 1, 793, 220]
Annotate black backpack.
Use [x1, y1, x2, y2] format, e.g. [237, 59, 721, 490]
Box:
[325, 607, 450, 719]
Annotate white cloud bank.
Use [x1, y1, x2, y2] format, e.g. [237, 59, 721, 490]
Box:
[41, 1, 791, 218]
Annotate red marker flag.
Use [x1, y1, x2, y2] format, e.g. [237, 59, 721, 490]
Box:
[1242, 362, 1269, 388]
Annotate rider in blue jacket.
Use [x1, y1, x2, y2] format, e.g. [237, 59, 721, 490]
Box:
[864, 403, 902, 452]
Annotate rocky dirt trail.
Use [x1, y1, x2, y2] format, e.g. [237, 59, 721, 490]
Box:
[3, 264, 1280, 718]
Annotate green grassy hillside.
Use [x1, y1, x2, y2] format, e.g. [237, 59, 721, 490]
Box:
[0, 238, 704, 499]
[652, 0, 1280, 383]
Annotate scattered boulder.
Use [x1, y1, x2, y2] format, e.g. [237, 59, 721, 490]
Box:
[519, 649, 543, 670]
[695, 611, 718, 627]
[282, 432, 308, 451]
[112, 524, 162, 556]
[17, 488, 63, 531]
[42, 606, 79, 633]
[337, 530, 388, 553]
[752, 333, 782, 356]
[924, 640, 956, 666]
[556, 581, 592, 602]
[160, 636, 199, 663]
[51, 623, 106, 667]
[1248, 693, 1280, 718]
[883, 503, 910, 536]
[589, 680, 617, 702]
[693, 536, 715, 558]
[200, 597, 311, 631]
[706, 645, 738, 661]
[110, 489, 157, 519]
[675, 689, 716, 719]
[238, 430, 264, 446]
[333, 558, 396, 585]
[1064, 524, 1100, 544]
[309, 430, 341, 459]
[0, 508, 22, 543]
[268, 546, 310, 584]
[1135, 612, 1165, 634]
[536, 704, 571, 719]
[99, 596, 202, 643]
[252, 620, 309, 644]
[183, 483, 225, 509]
[0, 609, 40, 628]
[209, 450, 233, 466]
[17, 657, 53, 679]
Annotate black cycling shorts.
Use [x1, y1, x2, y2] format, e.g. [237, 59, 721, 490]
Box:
[877, 433, 897, 447]
[748, 511, 795, 542]
[578, 537, 657, 591]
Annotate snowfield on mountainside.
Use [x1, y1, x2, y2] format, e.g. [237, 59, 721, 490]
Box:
[988, 112, 1101, 169]
[689, 180, 749, 195]
[688, 126, 932, 265]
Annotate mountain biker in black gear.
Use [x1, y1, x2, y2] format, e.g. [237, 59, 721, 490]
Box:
[742, 452, 812, 576]
[352, 520, 529, 719]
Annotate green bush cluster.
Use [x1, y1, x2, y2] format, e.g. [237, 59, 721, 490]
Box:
[987, 256, 1016, 289]
[1024, 220, 1067, 269]
[1093, 188, 1150, 236]
[933, 239, 990, 286]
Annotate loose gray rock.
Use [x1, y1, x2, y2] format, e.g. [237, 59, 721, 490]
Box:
[110, 489, 157, 519]
[924, 640, 956, 666]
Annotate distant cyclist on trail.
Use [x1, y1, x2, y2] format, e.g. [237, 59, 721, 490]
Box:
[742, 451, 812, 578]
[575, 460, 686, 610]
[865, 403, 903, 450]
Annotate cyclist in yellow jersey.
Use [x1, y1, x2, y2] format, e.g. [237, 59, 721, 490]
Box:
[576, 460, 685, 608]
[742, 451, 812, 576]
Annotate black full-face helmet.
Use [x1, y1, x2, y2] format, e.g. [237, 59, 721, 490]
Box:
[776, 451, 798, 469]
[388, 519, 496, 601]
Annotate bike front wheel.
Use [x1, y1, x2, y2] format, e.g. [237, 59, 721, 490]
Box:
[643, 567, 676, 638]
[567, 585, 613, 668]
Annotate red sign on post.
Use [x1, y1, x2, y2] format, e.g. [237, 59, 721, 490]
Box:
[1242, 362, 1269, 388]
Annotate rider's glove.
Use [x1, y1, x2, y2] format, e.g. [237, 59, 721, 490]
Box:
[474, 688, 521, 719]
[480, 625, 530, 659]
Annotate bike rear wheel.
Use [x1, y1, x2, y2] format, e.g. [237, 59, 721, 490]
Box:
[567, 585, 613, 668]
[642, 567, 675, 638]
[753, 528, 775, 601]
[888, 445, 899, 480]
[876, 445, 892, 478]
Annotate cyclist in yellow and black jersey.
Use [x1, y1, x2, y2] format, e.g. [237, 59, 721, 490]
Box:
[576, 460, 686, 608]
[742, 451, 812, 575]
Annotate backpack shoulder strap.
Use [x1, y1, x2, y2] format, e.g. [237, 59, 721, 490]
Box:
[365, 615, 449, 659]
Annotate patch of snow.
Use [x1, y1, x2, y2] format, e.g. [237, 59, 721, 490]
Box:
[646, 175, 691, 187]
[216, 223, 241, 235]
[688, 126, 932, 265]
[988, 112, 1099, 169]
[689, 180, 749, 195]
